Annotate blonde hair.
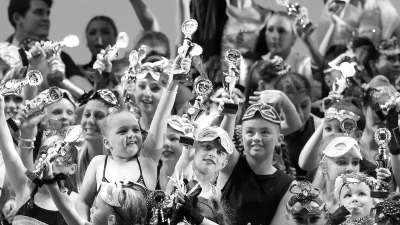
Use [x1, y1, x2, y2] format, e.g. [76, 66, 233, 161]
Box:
[114, 186, 148, 225]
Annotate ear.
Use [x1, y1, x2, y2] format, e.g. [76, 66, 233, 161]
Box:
[284, 211, 290, 221]
[68, 164, 78, 175]
[103, 138, 111, 151]
[12, 12, 23, 27]
[221, 157, 228, 169]
[107, 214, 116, 225]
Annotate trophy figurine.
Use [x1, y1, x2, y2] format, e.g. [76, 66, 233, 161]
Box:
[0, 69, 43, 96]
[29, 34, 79, 59]
[22, 87, 63, 116]
[222, 49, 242, 114]
[93, 32, 129, 73]
[178, 115, 196, 146]
[172, 19, 203, 83]
[276, 0, 313, 35]
[371, 128, 392, 198]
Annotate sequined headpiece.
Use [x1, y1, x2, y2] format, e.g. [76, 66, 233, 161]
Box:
[286, 180, 325, 215]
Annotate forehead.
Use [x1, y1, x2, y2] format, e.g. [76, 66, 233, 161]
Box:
[29, 0, 50, 10]
[84, 100, 108, 112]
[267, 15, 292, 29]
[108, 112, 139, 128]
[137, 75, 159, 83]
[167, 126, 183, 136]
[87, 19, 114, 31]
[341, 182, 370, 193]
[47, 98, 75, 111]
[242, 118, 280, 130]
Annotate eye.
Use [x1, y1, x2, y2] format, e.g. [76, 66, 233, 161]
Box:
[344, 193, 351, 198]
[51, 109, 62, 115]
[335, 159, 347, 166]
[84, 112, 91, 118]
[117, 129, 128, 134]
[277, 27, 287, 34]
[94, 112, 106, 120]
[352, 160, 360, 166]
[150, 83, 161, 92]
[324, 126, 332, 132]
[310, 216, 321, 223]
[138, 84, 146, 90]
[132, 127, 141, 133]
[359, 191, 367, 196]
[67, 110, 74, 115]
[245, 130, 254, 136]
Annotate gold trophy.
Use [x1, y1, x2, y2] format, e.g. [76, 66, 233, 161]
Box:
[0, 69, 43, 96]
[371, 128, 391, 198]
[22, 87, 63, 116]
[222, 49, 242, 114]
[172, 19, 203, 83]
[93, 32, 129, 73]
[26, 34, 80, 59]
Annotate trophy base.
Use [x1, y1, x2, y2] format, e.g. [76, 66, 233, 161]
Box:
[222, 103, 238, 114]
[371, 190, 390, 199]
[179, 136, 194, 146]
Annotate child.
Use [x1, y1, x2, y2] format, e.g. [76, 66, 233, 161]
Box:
[285, 180, 327, 225]
[334, 172, 375, 225]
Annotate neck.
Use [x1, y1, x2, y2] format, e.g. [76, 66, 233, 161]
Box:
[161, 159, 178, 176]
[276, 48, 292, 61]
[14, 29, 45, 43]
[193, 165, 216, 187]
[111, 154, 137, 163]
[245, 153, 276, 175]
[85, 138, 104, 160]
[140, 112, 154, 131]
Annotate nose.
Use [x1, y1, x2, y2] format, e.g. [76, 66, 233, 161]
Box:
[95, 36, 104, 45]
[7, 100, 17, 109]
[345, 164, 357, 173]
[143, 86, 152, 96]
[252, 132, 262, 142]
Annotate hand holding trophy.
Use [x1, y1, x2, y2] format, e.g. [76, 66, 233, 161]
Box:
[22, 87, 63, 117]
[26, 35, 79, 60]
[93, 32, 129, 73]
[172, 19, 203, 83]
[222, 49, 242, 114]
[371, 128, 392, 198]
[0, 69, 43, 96]
[276, 0, 313, 35]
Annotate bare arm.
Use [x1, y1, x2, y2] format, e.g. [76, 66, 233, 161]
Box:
[47, 183, 86, 225]
[269, 187, 292, 225]
[298, 120, 324, 171]
[142, 80, 178, 162]
[75, 155, 102, 220]
[129, 0, 160, 31]
[0, 96, 30, 204]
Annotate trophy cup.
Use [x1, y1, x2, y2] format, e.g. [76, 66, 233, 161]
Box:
[28, 34, 79, 59]
[371, 128, 392, 198]
[26, 125, 82, 192]
[222, 49, 242, 114]
[172, 19, 203, 83]
[93, 32, 129, 73]
[22, 87, 63, 116]
[276, 0, 313, 35]
[0, 69, 43, 96]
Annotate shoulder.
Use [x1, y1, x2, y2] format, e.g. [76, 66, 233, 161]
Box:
[88, 155, 107, 168]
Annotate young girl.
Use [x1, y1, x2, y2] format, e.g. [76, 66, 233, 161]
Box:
[75, 75, 178, 221]
[217, 100, 301, 225]
[334, 172, 375, 224]
[285, 180, 327, 225]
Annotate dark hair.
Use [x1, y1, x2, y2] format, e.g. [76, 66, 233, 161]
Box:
[85, 15, 118, 38]
[134, 31, 171, 58]
[274, 72, 312, 97]
[8, 0, 53, 28]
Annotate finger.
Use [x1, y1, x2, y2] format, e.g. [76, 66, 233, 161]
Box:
[249, 96, 260, 101]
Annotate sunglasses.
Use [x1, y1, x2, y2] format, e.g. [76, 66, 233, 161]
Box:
[4, 95, 23, 103]
[79, 89, 119, 107]
[242, 103, 281, 124]
[325, 108, 360, 134]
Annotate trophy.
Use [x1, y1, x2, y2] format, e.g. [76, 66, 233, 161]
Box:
[121, 46, 147, 102]
[276, 0, 313, 35]
[93, 32, 129, 73]
[0, 42, 22, 68]
[178, 116, 196, 146]
[28, 34, 79, 59]
[222, 49, 242, 114]
[0, 69, 43, 96]
[22, 87, 63, 116]
[172, 19, 203, 83]
[371, 128, 391, 198]
[26, 125, 82, 192]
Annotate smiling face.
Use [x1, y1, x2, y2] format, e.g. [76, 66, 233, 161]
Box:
[339, 182, 373, 218]
[193, 139, 228, 176]
[46, 98, 75, 128]
[15, 0, 51, 39]
[86, 18, 117, 56]
[103, 112, 142, 159]
[81, 100, 109, 140]
[134, 76, 163, 115]
[242, 117, 280, 161]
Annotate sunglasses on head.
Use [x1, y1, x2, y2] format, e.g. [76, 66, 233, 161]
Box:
[242, 103, 281, 123]
[325, 108, 360, 134]
[79, 89, 119, 108]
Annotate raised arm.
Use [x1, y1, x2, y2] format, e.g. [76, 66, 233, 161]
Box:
[142, 78, 178, 162]
[298, 120, 324, 171]
[47, 183, 86, 225]
[75, 155, 103, 220]
[129, 0, 160, 31]
[0, 95, 30, 205]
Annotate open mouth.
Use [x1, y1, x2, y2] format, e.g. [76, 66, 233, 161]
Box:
[162, 150, 174, 157]
[203, 158, 216, 164]
[141, 99, 153, 105]
[84, 127, 100, 135]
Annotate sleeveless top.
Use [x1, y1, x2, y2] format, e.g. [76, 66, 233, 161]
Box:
[14, 198, 68, 225]
[221, 155, 293, 225]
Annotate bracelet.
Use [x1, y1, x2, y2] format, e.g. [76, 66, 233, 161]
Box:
[19, 141, 34, 149]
